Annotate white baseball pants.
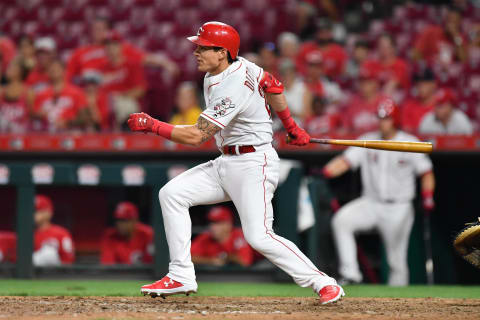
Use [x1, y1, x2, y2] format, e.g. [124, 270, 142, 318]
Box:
[159, 145, 336, 293]
[331, 196, 414, 286]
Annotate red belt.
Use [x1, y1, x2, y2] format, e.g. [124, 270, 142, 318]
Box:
[222, 145, 256, 155]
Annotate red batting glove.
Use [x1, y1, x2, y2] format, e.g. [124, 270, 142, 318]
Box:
[276, 108, 311, 146]
[127, 112, 174, 139]
[127, 112, 156, 133]
[422, 190, 435, 214]
[287, 126, 311, 146]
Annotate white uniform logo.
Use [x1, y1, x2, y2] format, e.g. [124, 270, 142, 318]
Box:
[213, 98, 235, 118]
[164, 278, 174, 287]
[197, 27, 204, 36]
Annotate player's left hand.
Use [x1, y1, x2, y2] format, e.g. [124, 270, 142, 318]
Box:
[127, 112, 155, 133]
[286, 126, 311, 146]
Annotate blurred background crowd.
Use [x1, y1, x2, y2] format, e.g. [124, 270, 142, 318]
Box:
[0, 0, 478, 136]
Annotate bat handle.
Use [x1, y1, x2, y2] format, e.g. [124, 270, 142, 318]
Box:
[309, 138, 329, 144]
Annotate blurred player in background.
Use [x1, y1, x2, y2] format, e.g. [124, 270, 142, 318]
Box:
[100, 202, 153, 265]
[322, 98, 435, 286]
[191, 206, 258, 267]
[34, 195, 75, 266]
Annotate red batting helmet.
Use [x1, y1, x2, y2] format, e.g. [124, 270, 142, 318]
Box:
[377, 97, 401, 127]
[187, 22, 240, 59]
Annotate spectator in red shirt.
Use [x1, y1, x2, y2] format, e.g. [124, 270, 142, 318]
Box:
[303, 50, 342, 105]
[296, 18, 348, 79]
[362, 34, 410, 96]
[32, 60, 89, 132]
[100, 202, 154, 265]
[0, 61, 29, 133]
[0, 231, 17, 263]
[100, 32, 147, 128]
[413, 7, 467, 65]
[401, 69, 437, 133]
[191, 206, 257, 267]
[66, 16, 178, 85]
[33, 195, 75, 266]
[342, 65, 386, 134]
[25, 37, 57, 94]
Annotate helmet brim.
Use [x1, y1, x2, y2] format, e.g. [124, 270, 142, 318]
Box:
[187, 36, 218, 48]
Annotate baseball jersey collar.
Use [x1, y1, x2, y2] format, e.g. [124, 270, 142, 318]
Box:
[206, 58, 242, 82]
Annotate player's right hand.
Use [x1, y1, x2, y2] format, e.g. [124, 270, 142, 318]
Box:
[127, 112, 155, 133]
[286, 126, 311, 146]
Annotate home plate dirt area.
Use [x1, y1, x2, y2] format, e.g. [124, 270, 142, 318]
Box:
[1, 296, 480, 320]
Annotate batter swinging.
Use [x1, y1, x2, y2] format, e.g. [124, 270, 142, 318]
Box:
[127, 22, 344, 304]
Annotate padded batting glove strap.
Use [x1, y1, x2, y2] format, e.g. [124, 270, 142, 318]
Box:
[260, 71, 284, 94]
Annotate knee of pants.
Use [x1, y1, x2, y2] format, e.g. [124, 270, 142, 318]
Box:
[159, 181, 188, 208]
[331, 211, 348, 232]
[243, 232, 272, 254]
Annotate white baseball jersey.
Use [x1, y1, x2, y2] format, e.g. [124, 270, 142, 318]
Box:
[200, 57, 273, 148]
[343, 130, 433, 202]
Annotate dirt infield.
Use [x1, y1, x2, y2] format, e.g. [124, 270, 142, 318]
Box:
[1, 296, 479, 320]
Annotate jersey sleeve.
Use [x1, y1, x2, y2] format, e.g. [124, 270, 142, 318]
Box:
[58, 231, 75, 264]
[200, 80, 252, 129]
[343, 146, 364, 169]
[412, 153, 433, 175]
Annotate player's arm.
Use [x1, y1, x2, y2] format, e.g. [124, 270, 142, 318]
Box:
[261, 72, 310, 146]
[322, 156, 351, 178]
[127, 113, 220, 146]
[421, 171, 435, 212]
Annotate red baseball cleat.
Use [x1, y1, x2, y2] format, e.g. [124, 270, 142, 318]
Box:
[140, 276, 197, 298]
[318, 284, 345, 305]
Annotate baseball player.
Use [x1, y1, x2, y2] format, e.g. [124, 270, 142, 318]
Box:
[323, 98, 435, 286]
[128, 22, 344, 304]
[191, 206, 258, 267]
[34, 195, 75, 266]
[100, 202, 154, 265]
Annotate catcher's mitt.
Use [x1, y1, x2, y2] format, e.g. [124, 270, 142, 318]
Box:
[453, 217, 480, 269]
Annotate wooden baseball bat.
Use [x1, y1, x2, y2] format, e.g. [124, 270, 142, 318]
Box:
[309, 138, 433, 153]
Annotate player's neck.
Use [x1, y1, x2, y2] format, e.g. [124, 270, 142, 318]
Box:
[382, 129, 397, 140]
[209, 60, 231, 76]
[37, 221, 52, 231]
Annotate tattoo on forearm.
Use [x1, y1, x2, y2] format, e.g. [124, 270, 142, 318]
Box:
[196, 117, 221, 143]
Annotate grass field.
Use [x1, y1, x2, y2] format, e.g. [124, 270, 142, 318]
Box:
[1, 279, 480, 299]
